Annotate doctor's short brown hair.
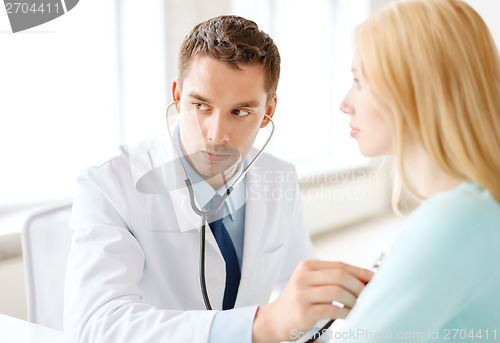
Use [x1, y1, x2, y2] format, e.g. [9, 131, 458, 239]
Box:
[177, 15, 281, 100]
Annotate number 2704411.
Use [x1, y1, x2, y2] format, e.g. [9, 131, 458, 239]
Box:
[5, 3, 62, 14]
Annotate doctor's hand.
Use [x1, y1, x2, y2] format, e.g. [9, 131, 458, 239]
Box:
[252, 260, 374, 343]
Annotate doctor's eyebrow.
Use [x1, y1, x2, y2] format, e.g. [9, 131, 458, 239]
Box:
[186, 92, 211, 103]
[233, 100, 261, 109]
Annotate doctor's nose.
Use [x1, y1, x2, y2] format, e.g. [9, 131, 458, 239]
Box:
[206, 112, 230, 145]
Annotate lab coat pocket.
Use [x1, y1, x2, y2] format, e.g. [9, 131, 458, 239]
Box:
[255, 243, 286, 298]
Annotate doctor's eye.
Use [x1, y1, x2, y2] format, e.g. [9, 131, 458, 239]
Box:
[231, 109, 250, 117]
[194, 103, 211, 111]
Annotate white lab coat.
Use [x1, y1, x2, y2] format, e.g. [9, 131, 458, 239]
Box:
[63, 133, 315, 343]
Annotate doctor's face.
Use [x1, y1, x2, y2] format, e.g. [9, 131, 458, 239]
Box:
[339, 56, 392, 157]
[172, 55, 276, 185]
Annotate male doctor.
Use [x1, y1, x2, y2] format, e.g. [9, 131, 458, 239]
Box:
[64, 15, 373, 343]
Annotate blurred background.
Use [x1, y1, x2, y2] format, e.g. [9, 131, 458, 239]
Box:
[1, 0, 498, 320]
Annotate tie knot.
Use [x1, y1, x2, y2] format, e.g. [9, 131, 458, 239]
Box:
[206, 194, 230, 223]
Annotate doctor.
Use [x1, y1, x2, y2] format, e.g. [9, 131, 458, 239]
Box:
[64, 15, 373, 343]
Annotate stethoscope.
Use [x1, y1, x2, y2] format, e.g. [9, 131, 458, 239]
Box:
[165, 100, 275, 310]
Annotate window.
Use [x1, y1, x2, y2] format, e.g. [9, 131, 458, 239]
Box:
[233, 0, 372, 178]
[0, 0, 377, 210]
[0, 0, 168, 209]
[0, 1, 120, 208]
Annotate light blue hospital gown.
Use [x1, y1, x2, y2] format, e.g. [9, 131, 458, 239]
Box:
[328, 182, 500, 342]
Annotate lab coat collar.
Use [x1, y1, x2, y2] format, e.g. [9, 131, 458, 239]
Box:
[128, 123, 202, 232]
[128, 123, 186, 194]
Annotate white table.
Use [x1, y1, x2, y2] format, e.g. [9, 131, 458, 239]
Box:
[0, 314, 63, 342]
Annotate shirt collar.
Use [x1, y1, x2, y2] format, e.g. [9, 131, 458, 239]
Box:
[173, 127, 246, 221]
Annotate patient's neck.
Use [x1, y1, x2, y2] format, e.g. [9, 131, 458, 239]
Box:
[406, 143, 461, 199]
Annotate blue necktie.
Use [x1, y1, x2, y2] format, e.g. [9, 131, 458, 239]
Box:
[208, 198, 241, 310]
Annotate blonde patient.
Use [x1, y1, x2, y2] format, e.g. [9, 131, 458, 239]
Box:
[337, 0, 500, 340]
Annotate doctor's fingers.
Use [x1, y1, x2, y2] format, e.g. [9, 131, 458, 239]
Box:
[303, 284, 358, 309]
[299, 269, 368, 297]
[308, 302, 351, 321]
[299, 260, 374, 284]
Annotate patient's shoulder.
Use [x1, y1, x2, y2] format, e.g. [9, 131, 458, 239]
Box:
[401, 182, 500, 270]
[410, 182, 500, 232]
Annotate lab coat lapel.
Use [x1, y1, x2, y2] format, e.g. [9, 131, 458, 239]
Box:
[130, 132, 203, 233]
[235, 161, 267, 306]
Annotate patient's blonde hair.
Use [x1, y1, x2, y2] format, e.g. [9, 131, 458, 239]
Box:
[355, 0, 500, 207]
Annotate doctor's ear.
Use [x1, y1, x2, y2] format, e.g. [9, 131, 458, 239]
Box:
[171, 78, 182, 102]
[260, 114, 273, 128]
[260, 95, 277, 128]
